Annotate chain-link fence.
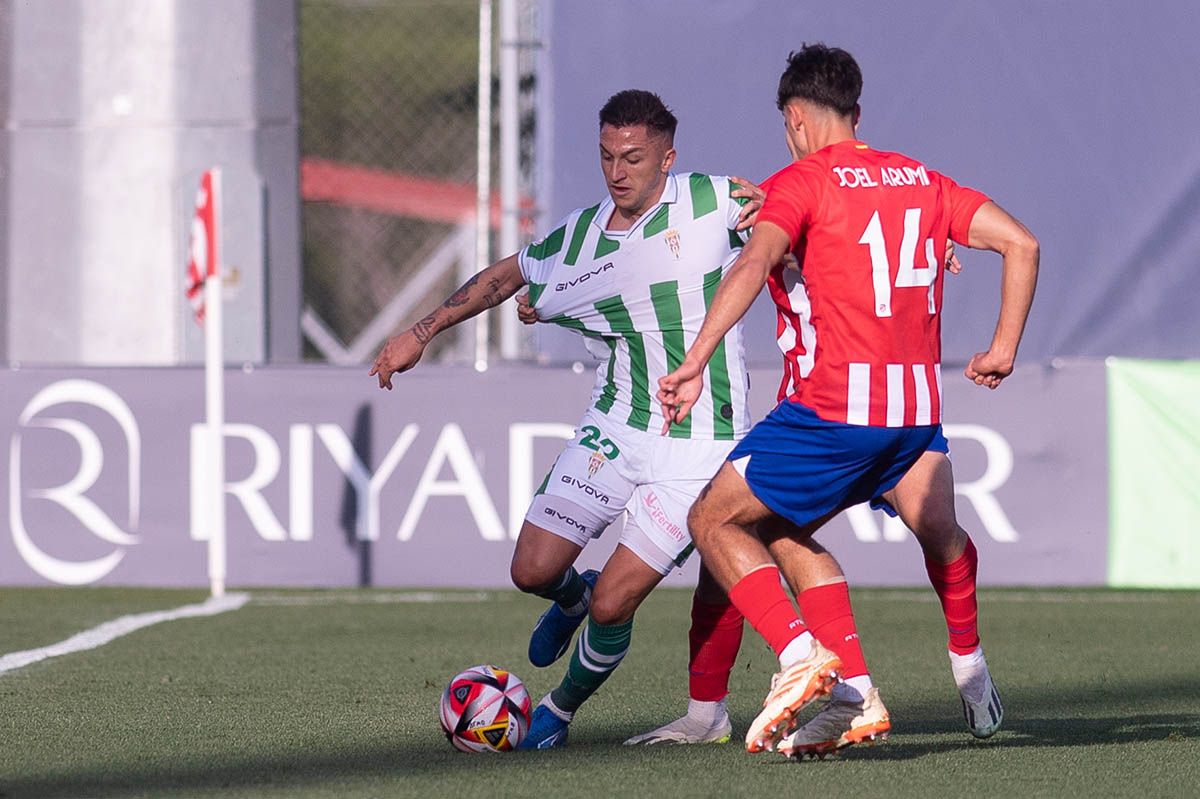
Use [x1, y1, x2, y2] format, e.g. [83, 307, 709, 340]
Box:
[299, 0, 487, 363]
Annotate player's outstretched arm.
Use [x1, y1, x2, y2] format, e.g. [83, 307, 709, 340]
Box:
[657, 222, 791, 429]
[962, 201, 1040, 389]
[369, 255, 526, 390]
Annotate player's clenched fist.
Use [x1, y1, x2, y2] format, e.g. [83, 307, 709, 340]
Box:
[369, 332, 425, 390]
[964, 349, 1014, 390]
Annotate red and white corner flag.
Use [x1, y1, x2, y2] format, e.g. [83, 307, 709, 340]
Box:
[185, 167, 226, 598]
[185, 169, 220, 323]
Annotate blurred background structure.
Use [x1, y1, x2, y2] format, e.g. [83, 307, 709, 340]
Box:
[298, 0, 542, 366]
[1, 0, 301, 365]
[0, 0, 1196, 589]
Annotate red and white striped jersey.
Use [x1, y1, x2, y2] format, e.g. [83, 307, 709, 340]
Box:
[756, 141, 988, 427]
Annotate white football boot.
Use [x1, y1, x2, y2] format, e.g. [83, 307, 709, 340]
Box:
[744, 640, 841, 753]
[951, 647, 1003, 738]
[778, 686, 891, 759]
[624, 699, 733, 745]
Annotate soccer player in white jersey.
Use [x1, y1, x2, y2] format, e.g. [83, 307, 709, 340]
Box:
[371, 90, 762, 749]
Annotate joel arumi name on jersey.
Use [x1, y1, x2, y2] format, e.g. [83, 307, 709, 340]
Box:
[832, 164, 932, 189]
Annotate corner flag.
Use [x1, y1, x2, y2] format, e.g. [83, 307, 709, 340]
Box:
[185, 168, 226, 598]
[185, 169, 219, 323]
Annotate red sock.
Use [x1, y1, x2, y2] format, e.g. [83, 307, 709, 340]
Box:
[797, 581, 870, 679]
[728, 566, 806, 658]
[925, 536, 980, 655]
[688, 596, 744, 702]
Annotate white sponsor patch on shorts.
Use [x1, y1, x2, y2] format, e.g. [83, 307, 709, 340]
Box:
[640, 489, 686, 542]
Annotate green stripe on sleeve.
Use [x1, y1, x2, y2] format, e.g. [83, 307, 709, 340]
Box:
[595, 295, 651, 431]
[728, 228, 747, 250]
[689, 173, 718, 219]
[564, 205, 600, 265]
[650, 280, 691, 439]
[729, 179, 751, 207]
[525, 225, 566, 261]
[643, 204, 670, 238]
[702, 267, 735, 439]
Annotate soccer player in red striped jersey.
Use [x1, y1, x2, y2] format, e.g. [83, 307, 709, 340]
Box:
[629, 159, 1000, 755]
[658, 44, 1038, 756]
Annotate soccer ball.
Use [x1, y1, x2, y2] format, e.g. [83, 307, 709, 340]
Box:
[438, 665, 532, 752]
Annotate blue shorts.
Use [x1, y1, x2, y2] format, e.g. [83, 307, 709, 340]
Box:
[870, 426, 948, 517]
[728, 400, 943, 530]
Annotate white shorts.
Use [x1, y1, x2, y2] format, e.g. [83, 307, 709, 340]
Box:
[525, 407, 736, 575]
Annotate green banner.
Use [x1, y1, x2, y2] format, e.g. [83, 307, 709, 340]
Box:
[1108, 359, 1200, 587]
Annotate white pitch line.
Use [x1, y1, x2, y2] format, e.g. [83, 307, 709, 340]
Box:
[0, 592, 249, 676]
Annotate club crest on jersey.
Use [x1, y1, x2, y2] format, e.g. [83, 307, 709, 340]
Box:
[587, 450, 607, 477]
[665, 229, 681, 260]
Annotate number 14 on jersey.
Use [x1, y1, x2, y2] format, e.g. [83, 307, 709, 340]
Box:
[858, 207, 938, 318]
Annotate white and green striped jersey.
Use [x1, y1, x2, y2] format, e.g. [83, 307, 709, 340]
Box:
[518, 173, 751, 440]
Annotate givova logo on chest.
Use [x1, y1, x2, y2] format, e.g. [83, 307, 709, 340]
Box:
[555, 262, 614, 292]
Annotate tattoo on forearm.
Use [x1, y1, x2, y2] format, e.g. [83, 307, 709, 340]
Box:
[445, 274, 481, 307]
[446, 273, 508, 312]
[412, 314, 437, 344]
[481, 277, 504, 309]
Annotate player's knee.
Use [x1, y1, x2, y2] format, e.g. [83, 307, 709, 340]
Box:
[910, 510, 963, 555]
[509, 555, 558, 594]
[687, 501, 720, 553]
[687, 498, 710, 537]
[588, 587, 636, 626]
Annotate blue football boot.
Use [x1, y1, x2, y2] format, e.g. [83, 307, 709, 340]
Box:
[528, 569, 600, 667]
[518, 699, 572, 750]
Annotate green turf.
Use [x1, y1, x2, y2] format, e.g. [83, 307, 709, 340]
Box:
[0, 587, 209, 653]
[1, 587, 1197, 798]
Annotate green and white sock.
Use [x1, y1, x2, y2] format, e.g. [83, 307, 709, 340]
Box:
[550, 617, 633, 713]
[534, 568, 590, 616]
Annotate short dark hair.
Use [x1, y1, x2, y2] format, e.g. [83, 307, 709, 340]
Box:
[775, 44, 862, 116]
[598, 90, 678, 141]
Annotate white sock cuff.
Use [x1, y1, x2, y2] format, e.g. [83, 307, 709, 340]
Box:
[778, 631, 815, 669]
[833, 674, 874, 702]
[687, 697, 727, 724]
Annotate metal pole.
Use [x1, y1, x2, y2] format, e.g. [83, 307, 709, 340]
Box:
[474, 0, 493, 372]
[497, 0, 521, 359]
